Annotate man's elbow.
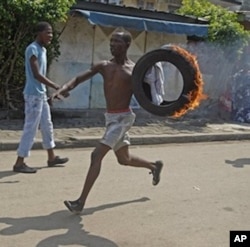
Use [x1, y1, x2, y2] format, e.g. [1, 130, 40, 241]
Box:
[33, 73, 42, 81]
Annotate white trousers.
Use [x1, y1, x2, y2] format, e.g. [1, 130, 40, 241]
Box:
[17, 94, 55, 157]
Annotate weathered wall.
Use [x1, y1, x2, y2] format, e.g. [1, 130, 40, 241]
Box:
[50, 17, 94, 109]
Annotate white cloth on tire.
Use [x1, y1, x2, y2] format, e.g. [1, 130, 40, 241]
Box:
[144, 62, 165, 105]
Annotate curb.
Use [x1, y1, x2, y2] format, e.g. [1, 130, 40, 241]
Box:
[1, 132, 250, 151]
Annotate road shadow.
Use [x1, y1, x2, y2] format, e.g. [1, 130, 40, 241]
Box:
[82, 197, 149, 216]
[0, 170, 20, 184]
[0, 197, 149, 246]
[225, 158, 250, 168]
[0, 165, 67, 181]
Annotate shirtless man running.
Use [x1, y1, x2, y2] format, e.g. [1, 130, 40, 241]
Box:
[53, 29, 163, 214]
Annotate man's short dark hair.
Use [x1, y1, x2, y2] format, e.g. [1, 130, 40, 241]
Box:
[35, 21, 51, 33]
[113, 28, 132, 46]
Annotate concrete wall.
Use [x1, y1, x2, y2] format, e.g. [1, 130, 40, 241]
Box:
[49, 17, 94, 109]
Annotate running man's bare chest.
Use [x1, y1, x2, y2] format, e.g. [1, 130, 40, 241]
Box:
[104, 66, 132, 85]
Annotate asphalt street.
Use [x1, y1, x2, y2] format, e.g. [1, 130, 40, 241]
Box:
[0, 142, 250, 247]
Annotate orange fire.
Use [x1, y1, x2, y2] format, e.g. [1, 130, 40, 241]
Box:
[171, 45, 207, 118]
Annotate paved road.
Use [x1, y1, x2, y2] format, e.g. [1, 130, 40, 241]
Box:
[0, 142, 250, 247]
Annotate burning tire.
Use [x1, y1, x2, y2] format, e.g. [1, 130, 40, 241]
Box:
[132, 45, 203, 117]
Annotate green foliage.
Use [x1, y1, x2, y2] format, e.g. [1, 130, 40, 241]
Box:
[178, 0, 250, 46]
[0, 0, 75, 110]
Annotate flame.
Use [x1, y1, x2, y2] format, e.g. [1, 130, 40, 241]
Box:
[171, 45, 207, 118]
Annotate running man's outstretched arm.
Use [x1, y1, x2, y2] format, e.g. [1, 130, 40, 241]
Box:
[52, 62, 104, 100]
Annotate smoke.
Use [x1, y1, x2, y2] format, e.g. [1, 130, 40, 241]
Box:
[184, 40, 249, 99]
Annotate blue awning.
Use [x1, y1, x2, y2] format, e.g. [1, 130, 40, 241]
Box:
[71, 9, 208, 37]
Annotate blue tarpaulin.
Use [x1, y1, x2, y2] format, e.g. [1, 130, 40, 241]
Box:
[71, 9, 208, 37]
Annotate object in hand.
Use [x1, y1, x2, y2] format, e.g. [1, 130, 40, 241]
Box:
[132, 45, 205, 117]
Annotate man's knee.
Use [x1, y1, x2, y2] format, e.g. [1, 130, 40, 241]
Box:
[116, 155, 130, 166]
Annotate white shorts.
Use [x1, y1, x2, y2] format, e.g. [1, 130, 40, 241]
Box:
[100, 110, 136, 151]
